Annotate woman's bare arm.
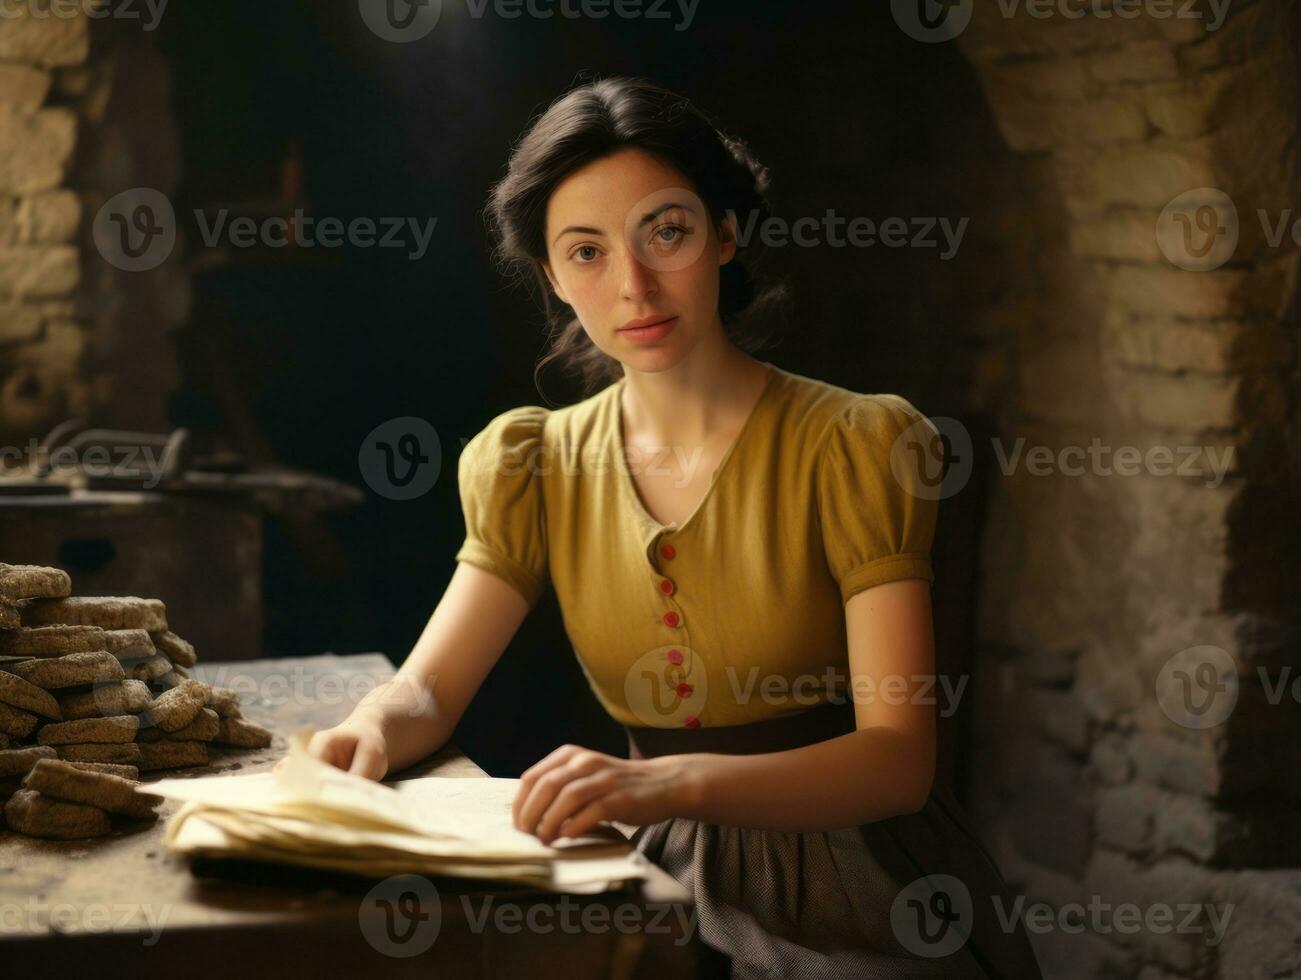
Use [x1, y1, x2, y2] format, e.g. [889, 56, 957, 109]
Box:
[513, 578, 938, 840]
[672, 577, 938, 829]
[318, 562, 531, 776]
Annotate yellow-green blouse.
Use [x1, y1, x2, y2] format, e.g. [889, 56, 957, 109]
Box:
[454, 360, 939, 729]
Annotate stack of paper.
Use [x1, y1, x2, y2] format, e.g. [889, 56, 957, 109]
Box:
[145, 728, 650, 893]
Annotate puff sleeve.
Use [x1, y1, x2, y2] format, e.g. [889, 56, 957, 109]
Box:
[816, 394, 939, 603]
[453, 405, 551, 609]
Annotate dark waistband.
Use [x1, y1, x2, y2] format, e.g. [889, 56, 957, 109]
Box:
[625, 700, 858, 759]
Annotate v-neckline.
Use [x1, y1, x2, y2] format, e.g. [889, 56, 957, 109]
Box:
[612, 360, 779, 535]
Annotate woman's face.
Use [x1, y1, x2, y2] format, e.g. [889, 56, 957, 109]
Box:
[542, 146, 737, 373]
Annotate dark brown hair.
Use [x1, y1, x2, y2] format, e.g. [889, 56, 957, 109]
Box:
[484, 74, 789, 397]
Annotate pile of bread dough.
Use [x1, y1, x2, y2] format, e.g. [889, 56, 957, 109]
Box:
[0, 562, 273, 839]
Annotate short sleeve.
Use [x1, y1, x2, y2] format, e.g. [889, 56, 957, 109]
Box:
[454, 405, 550, 609]
[816, 394, 939, 604]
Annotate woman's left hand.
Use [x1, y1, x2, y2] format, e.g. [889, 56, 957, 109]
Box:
[511, 744, 699, 844]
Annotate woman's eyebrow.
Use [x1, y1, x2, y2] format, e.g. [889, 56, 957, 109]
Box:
[551, 201, 697, 246]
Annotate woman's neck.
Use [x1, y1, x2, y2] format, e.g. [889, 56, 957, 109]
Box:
[618, 340, 769, 448]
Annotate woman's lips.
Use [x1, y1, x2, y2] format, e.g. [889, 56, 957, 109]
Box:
[617, 316, 678, 343]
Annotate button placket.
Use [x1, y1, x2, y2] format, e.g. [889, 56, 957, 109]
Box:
[654, 532, 697, 727]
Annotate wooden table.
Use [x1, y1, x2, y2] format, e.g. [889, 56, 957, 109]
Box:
[0, 654, 717, 978]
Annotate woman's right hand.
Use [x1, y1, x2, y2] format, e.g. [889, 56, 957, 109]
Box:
[295, 717, 390, 780]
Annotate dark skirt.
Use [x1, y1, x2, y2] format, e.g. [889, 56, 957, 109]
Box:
[624, 704, 1045, 980]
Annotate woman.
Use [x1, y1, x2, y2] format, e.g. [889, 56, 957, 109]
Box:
[304, 76, 1044, 979]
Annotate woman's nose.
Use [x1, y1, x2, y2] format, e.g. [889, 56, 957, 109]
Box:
[618, 249, 657, 300]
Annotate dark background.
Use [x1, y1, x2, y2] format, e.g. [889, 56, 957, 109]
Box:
[152, 0, 1003, 779]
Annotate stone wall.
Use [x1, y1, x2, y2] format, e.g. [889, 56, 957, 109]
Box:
[0, 2, 184, 450]
[954, 3, 1301, 977]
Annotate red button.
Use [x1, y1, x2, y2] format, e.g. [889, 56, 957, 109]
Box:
[683, 715, 701, 728]
[675, 682, 693, 698]
[662, 611, 681, 628]
[660, 544, 676, 560]
[666, 649, 683, 665]
[659, 578, 675, 595]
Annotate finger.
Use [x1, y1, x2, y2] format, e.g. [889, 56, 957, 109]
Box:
[516, 761, 589, 838]
[512, 745, 580, 828]
[555, 795, 615, 841]
[514, 749, 608, 832]
[535, 773, 614, 844]
[308, 731, 349, 769]
[317, 736, 356, 772]
[348, 740, 386, 780]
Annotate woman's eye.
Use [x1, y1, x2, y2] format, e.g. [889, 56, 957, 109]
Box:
[572, 245, 599, 263]
[648, 224, 691, 252]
